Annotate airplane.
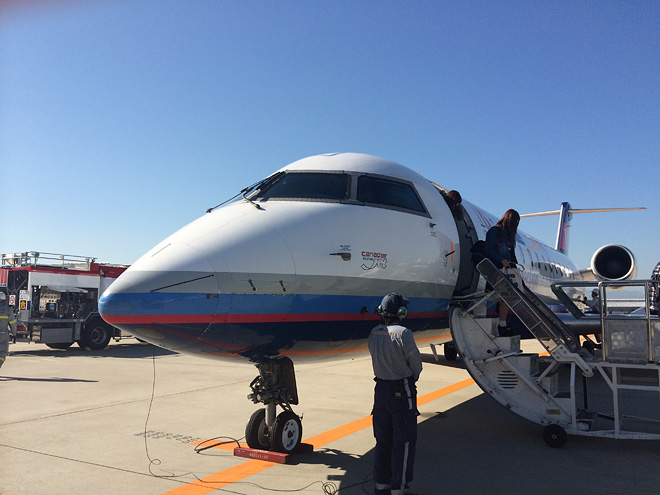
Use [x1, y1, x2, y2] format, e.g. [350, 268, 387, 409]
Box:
[98, 152, 641, 453]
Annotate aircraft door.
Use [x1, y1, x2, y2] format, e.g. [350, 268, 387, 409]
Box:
[450, 204, 480, 297]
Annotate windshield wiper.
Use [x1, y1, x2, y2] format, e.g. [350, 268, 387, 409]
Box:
[206, 171, 283, 213]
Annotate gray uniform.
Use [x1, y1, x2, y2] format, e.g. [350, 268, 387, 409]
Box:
[0, 303, 16, 368]
[368, 323, 422, 381]
[368, 322, 422, 495]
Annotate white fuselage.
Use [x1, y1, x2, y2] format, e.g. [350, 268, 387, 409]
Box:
[99, 153, 580, 362]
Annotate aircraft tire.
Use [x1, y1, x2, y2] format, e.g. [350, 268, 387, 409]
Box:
[245, 408, 271, 450]
[271, 410, 302, 453]
[543, 424, 567, 448]
[444, 343, 458, 361]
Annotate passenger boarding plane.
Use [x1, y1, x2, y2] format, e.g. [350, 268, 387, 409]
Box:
[98, 153, 641, 453]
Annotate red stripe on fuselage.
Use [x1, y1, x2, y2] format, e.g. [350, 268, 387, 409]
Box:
[102, 311, 446, 325]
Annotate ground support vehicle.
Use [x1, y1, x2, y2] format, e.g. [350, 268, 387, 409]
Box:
[450, 258, 660, 447]
[1, 252, 129, 350]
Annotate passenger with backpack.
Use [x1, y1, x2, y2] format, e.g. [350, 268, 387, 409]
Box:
[483, 209, 520, 335]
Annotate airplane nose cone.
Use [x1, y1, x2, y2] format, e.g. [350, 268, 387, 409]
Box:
[99, 242, 223, 352]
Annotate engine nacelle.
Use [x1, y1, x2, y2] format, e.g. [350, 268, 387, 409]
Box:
[590, 244, 637, 281]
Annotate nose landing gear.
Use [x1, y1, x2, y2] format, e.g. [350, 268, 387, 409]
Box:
[245, 356, 303, 453]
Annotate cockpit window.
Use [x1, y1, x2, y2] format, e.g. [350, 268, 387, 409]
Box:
[255, 172, 350, 201]
[357, 176, 426, 213]
[247, 170, 428, 217]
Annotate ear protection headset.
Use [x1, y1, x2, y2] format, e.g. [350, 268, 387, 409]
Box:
[394, 305, 408, 320]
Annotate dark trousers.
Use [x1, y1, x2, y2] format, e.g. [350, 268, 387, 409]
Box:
[372, 377, 418, 492]
[0, 327, 8, 368]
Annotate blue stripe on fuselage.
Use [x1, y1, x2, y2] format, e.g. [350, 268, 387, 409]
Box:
[99, 292, 449, 317]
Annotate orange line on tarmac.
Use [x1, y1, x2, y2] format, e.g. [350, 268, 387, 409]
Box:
[163, 378, 477, 495]
[417, 378, 475, 407]
[161, 459, 275, 495]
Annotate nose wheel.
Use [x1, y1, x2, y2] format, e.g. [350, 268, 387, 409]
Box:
[245, 408, 270, 450]
[245, 357, 303, 453]
[271, 410, 302, 453]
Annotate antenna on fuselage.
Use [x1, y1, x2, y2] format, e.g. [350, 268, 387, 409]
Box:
[520, 204, 646, 255]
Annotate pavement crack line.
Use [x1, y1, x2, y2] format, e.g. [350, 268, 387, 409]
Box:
[0, 442, 184, 485]
[0, 383, 237, 427]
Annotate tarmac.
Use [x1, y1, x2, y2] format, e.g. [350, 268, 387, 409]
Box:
[2, 339, 660, 495]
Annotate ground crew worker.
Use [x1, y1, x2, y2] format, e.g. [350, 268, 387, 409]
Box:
[368, 293, 422, 495]
[0, 292, 16, 368]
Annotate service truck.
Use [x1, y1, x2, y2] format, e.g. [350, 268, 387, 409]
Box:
[1, 251, 129, 350]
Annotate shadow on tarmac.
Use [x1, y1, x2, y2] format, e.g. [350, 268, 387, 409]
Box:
[321, 393, 660, 495]
[7, 342, 177, 359]
[0, 375, 97, 382]
[421, 352, 466, 369]
[293, 447, 375, 494]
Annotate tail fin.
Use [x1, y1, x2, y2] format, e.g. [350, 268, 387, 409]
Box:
[556, 202, 572, 254]
[520, 204, 646, 255]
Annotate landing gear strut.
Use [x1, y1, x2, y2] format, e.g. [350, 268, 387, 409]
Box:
[245, 356, 303, 453]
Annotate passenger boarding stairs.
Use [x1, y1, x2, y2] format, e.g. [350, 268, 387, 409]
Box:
[450, 258, 660, 446]
[475, 258, 594, 377]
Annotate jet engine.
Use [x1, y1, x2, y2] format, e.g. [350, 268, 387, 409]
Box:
[590, 244, 637, 281]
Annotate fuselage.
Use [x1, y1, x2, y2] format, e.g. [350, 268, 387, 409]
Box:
[99, 153, 580, 362]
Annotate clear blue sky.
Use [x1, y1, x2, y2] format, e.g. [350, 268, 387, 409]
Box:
[2, 1, 658, 279]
